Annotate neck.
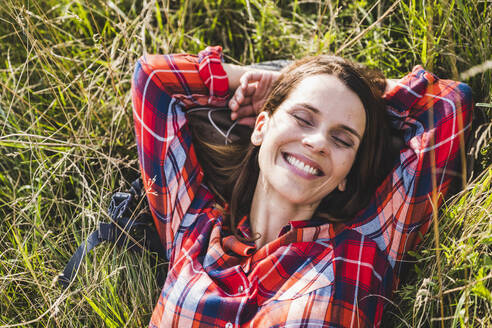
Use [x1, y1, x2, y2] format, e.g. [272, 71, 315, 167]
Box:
[249, 172, 318, 248]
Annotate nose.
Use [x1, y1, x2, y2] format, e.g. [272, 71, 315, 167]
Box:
[302, 132, 329, 155]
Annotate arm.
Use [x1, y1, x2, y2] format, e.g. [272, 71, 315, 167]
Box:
[385, 66, 472, 206]
[354, 66, 473, 283]
[131, 46, 229, 260]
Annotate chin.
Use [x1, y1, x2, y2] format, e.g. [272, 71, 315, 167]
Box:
[278, 188, 322, 208]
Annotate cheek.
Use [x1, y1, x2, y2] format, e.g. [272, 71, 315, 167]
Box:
[261, 120, 294, 149]
[257, 132, 279, 170]
[333, 151, 357, 176]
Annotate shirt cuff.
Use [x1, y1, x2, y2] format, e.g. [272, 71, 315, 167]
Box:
[198, 46, 229, 105]
[384, 65, 438, 107]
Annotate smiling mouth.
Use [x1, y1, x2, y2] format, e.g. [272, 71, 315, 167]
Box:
[282, 152, 324, 177]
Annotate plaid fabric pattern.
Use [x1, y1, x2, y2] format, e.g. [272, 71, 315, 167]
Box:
[131, 46, 473, 327]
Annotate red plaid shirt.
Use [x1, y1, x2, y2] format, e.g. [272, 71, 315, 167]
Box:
[131, 46, 473, 327]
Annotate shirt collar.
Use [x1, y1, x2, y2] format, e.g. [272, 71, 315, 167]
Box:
[221, 214, 337, 258]
[278, 218, 327, 236]
[237, 215, 327, 238]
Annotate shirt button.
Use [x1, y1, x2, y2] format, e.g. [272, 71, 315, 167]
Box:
[238, 286, 244, 293]
[225, 322, 233, 328]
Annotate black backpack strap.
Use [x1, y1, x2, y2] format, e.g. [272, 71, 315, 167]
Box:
[58, 222, 118, 288]
[58, 179, 165, 289]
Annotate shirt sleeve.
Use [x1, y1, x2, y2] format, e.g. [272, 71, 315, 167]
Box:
[131, 46, 229, 260]
[354, 66, 473, 277]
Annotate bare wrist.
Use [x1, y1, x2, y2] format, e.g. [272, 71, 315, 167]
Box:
[223, 63, 251, 90]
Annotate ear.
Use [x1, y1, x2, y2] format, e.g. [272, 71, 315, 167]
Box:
[338, 179, 346, 192]
[250, 112, 269, 146]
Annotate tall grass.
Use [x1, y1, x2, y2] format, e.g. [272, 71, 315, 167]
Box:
[0, 0, 490, 326]
[383, 168, 492, 328]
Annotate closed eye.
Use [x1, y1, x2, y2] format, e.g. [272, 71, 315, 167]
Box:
[332, 136, 353, 148]
[293, 114, 313, 127]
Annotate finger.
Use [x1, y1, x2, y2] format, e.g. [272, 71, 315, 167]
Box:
[238, 116, 257, 127]
[236, 104, 256, 118]
[240, 71, 267, 90]
[231, 106, 254, 120]
[238, 95, 252, 106]
[241, 83, 258, 97]
[229, 85, 247, 111]
[232, 83, 257, 106]
[230, 84, 256, 112]
[239, 71, 256, 88]
[234, 85, 245, 104]
[240, 71, 265, 87]
[229, 98, 239, 112]
[256, 76, 272, 98]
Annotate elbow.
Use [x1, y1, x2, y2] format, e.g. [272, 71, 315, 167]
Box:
[132, 56, 147, 92]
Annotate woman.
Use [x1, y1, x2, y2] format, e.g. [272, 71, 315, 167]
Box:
[132, 46, 472, 327]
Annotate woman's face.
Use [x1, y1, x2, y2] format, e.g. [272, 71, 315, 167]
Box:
[251, 73, 366, 208]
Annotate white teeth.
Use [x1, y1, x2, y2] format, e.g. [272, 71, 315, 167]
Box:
[286, 155, 319, 176]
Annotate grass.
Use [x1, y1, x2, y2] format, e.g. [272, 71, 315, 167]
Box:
[383, 168, 492, 328]
[0, 0, 490, 326]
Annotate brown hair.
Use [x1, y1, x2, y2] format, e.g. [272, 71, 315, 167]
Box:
[189, 55, 399, 238]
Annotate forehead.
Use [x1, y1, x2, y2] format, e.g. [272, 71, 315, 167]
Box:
[280, 74, 366, 134]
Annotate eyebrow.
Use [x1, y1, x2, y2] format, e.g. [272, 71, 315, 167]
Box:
[297, 102, 363, 141]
